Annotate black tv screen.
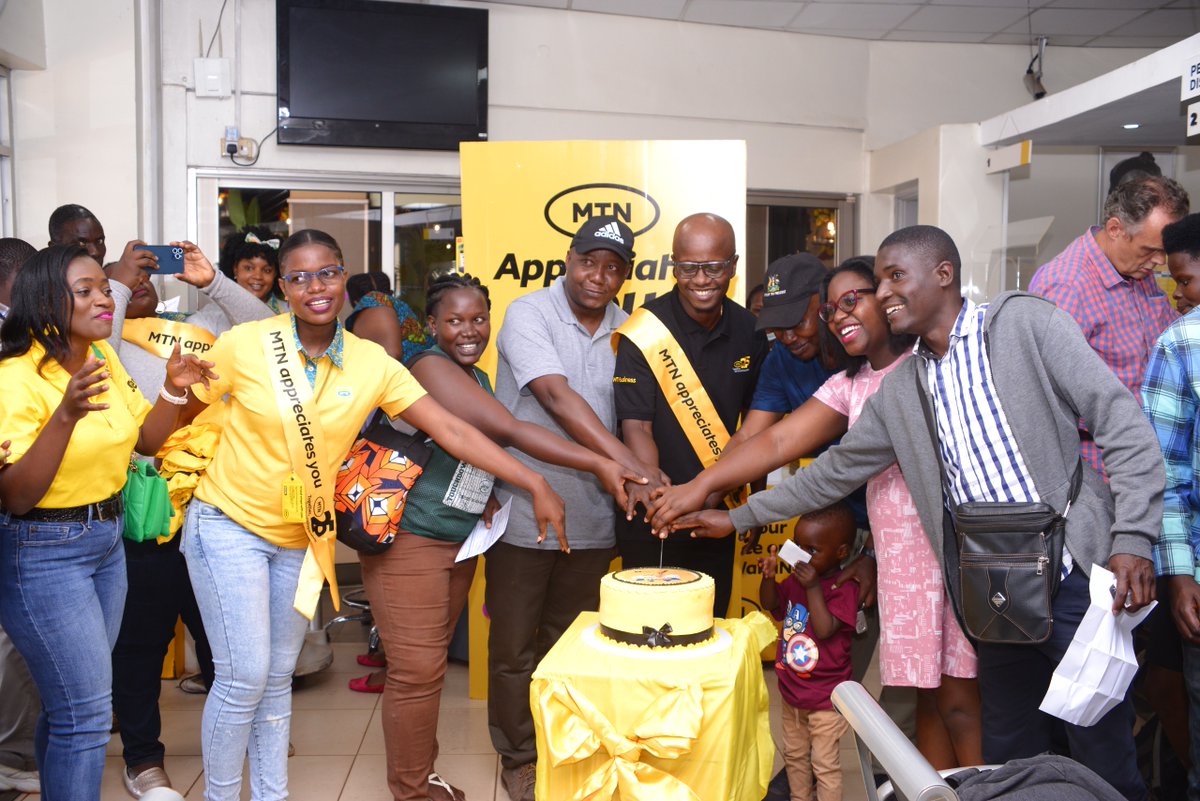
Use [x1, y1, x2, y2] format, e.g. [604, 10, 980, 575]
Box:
[276, 0, 488, 151]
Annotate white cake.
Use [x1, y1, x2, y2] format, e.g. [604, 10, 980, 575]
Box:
[598, 567, 716, 648]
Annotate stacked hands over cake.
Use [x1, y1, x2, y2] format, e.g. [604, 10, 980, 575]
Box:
[598, 568, 718, 649]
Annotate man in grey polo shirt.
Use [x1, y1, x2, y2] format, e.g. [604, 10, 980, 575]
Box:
[488, 216, 652, 801]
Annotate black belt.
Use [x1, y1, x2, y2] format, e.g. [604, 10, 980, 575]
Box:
[18, 495, 123, 523]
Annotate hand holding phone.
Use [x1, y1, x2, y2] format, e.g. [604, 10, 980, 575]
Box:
[134, 245, 186, 275]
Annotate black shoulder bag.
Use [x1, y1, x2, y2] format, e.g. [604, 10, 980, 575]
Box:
[916, 367, 1081, 645]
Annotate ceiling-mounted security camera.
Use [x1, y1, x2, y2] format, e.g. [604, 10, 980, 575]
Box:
[1024, 36, 1048, 100]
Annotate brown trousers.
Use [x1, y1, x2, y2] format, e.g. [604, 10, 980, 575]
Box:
[484, 541, 614, 769]
[361, 533, 476, 801]
[780, 706, 849, 801]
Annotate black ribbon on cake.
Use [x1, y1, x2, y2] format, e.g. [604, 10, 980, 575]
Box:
[599, 622, 715, 648]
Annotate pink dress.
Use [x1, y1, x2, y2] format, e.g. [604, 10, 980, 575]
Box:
[814, 354, 977, 688]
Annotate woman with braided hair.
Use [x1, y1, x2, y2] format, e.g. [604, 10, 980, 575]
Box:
[359, 270, 646, 801]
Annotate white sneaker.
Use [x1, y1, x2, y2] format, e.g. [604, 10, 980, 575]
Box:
[124, 765, 172, 798]
[0, 763, 39, 793]
[177, 674, 208, 694]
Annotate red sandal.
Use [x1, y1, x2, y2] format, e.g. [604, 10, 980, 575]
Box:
[356, 652, 386, 668]
[348, 674, 384, 694]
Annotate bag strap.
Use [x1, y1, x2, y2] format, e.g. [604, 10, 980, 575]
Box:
[913, 339, 1082, 518]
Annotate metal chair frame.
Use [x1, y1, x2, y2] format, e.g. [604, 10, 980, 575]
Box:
[831, 681, 961, 801]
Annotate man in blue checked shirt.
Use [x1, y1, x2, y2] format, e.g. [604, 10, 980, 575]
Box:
[1142, 212, 1200, 801]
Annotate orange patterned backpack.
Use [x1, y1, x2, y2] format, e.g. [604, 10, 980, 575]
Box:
[334, 410, 432, 554]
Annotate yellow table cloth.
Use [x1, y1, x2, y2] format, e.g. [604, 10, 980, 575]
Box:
[530, 611, 777, 801]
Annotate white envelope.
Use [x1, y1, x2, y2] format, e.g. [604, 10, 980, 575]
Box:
[1038, 565, 1155, 727]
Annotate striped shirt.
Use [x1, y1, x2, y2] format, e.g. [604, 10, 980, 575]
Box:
[1029, 227, 1177, 473]
[918, 299, 1073, 575]
[1141, 316, 1200, 581]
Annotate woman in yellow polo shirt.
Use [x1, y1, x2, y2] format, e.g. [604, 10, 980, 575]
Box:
[181, 228, 567, 801]
[0, 245, 215, 801]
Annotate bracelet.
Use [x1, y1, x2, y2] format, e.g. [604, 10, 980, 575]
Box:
[860, 547, 876, 560]
[159, 385, 189, 406]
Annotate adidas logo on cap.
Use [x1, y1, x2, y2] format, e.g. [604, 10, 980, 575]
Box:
[594, 222, 626, 244]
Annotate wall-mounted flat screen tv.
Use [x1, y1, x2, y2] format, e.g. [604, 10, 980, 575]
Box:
[276, 0, 488, 151]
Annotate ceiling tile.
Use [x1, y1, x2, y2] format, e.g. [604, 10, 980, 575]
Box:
[1047, 0, 1172, 8]
[486, 0, 571, 8]
[790, 2, 920, 30]
[1087, 33, 1194, 46]
[984, 32, 1096, 45]
[898, 5, 1028, 32]
[927, 0, 1051, 5]
[786, 27, 892, 38]
[803, 0, 924, 4]
[884, 30, 992, 42]
[570, 0, 688, 18]
[1007, 7, 1145, 34]
[684, 0, 806, 28]
[1116, 8, 1200, 34]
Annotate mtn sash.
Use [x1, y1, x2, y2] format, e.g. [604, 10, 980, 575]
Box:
[261, 317, 340, 619]
[613, 308, 731, 469]
[122, 316, 215, 359]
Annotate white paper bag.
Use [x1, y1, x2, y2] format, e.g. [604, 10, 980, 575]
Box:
[1038, 565, 1156, 727]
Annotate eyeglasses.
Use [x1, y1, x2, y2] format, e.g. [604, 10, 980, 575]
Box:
[674, 258, 735, 279]
[818, 287, 875, 323]
[280, 266, 346, 287]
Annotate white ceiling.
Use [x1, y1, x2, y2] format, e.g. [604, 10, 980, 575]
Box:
[481, 0, 1198, 48]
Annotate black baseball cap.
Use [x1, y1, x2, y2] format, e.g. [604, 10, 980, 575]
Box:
[755, 253, 827, 331]
[570, 216, 635, 264]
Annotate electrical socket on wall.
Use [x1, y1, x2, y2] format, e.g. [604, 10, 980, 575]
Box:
[219, 137, 257, 160]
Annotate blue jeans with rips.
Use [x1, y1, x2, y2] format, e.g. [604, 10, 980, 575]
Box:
[0, 508, 126, 801]
[182, 500, 308, 801]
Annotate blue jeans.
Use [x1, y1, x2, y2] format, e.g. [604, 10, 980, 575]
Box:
[0, 509, 126, 801]
[182, 500, 308, 801]
[976, 568, 1146, 801]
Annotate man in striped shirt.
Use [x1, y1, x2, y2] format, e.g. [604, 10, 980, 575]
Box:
[670, 225, 1161, 801]
[1030, 176, 1188, 474]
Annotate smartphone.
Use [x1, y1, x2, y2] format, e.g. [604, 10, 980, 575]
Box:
[133, 244, 186, 275]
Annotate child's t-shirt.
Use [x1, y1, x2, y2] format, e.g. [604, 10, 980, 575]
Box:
[767, 573, 859, 711]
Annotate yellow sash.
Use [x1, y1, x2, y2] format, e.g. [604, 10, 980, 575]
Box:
[260, 318, 340, 620]
[121, 316, 216, 359]
[612, 308, 732, 469]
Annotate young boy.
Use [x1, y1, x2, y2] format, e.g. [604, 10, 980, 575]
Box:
[1145, 211, 1200, 795]
[759, 502, 858, 801]
[1164, 213, 1200, 315]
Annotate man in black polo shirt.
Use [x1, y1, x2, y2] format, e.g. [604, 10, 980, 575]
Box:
[613, 212, 769, 616]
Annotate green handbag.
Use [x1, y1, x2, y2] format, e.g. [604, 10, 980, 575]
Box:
[122, 460, 173, 542]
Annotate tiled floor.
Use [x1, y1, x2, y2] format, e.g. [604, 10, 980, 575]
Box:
[17, 609, 876, 801]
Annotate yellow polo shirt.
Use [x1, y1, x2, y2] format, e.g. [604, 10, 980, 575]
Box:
[0, 340, 152, 508]
[192, 315, 427, 548]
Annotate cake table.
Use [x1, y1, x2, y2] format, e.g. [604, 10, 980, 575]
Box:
[530, 610, 777, 801]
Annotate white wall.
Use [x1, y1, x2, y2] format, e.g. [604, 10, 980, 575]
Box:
[0, 0, 47, 70]
[865, 41, 1150, 152]
[10, 0, 136, 247]
[10, 0, 1157, 255]
[863, 124, 1005, 296]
